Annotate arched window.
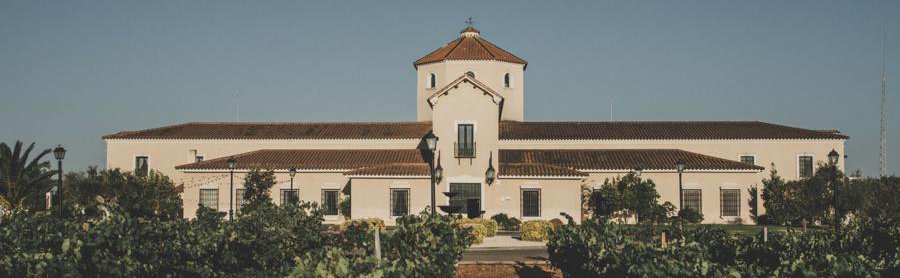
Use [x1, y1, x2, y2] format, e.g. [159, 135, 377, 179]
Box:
[429, 73, 436, 88]
[465, 71, 475, 78]
[504, 73, 510, 88]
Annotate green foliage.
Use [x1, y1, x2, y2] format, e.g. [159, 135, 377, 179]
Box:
[65, 167, 183, 221]
[457, 218, 497, 237]
[339, 196, 351, 218]
[241, 168, 275, 207]
[490, 213, 520, 231]
[520, 220, 552, 241]
[459, 223, 486, 244]
[339, 217, 385, 232]
[0, 141, 56, 213]
[548, 214, 896, 277]
[748, 186, 759, 223]
[677, 208, 703, 224]
[589, 173, 670, 223]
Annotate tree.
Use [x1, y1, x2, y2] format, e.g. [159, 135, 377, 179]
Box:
[64, 167, 183, 221]
[0, 141, 56, 214]
[748, 186, 759, 223]
[241, 168, 276, 211]
[589, 173, 668, 223]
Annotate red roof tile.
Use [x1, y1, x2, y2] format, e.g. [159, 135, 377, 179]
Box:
[500, 149, 763, 171]
[499, 121, 848, 140]
[175, 149, 427, 170]
[104, 122, 432, 140]
[499, 163, 588, 178]
[414, 29, 526, 68]
[343, 163, 430, 177]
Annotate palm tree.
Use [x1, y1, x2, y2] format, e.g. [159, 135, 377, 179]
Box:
[0, 141, 56, 213]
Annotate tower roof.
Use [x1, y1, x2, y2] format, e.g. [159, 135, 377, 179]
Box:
[414, 27, 527, 68]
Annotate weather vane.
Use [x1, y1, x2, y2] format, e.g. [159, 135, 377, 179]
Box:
[465, 17, 474, 27]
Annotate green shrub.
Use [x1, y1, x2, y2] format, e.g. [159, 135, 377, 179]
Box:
[677, 208, 703, 224]
[460, 223, 487, 244]
[458, 218, 497, 236]
[520, 220, 552, 241]
[490, 213, 522, 230]
[507, 217, 521, 230]
[339, 217, 385, 231]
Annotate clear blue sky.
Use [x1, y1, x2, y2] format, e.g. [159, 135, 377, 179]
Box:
[1, 1, 898, 176]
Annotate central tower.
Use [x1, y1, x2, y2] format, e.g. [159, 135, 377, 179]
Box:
[414, 26, 527, 121]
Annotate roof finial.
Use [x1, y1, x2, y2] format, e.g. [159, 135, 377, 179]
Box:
[460, 17, 480, 37]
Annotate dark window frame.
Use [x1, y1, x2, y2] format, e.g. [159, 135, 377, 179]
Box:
[739, 155, 755, 165]
[322, 189, 340, 216]
[798, 155, 814, 178]
[135, 156, 149, 177]
[456, 124, 475, 158]
[280, 189, 299, 206]
[720, 189, 741, 217]
[682, 189, 702, 213]
[199, 189, 219, 210]
[235, 189, 245, 213]
[521, 188, 541, 217]
[449, 183, 481, 216]
[390, 188, 410, 217]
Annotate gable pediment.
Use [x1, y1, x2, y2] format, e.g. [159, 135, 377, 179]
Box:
[427, 74, 504, 108]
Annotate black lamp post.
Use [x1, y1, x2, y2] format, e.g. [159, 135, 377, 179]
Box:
[675, 159, 686, 237]
[227, 157, 236, 221]
[828, 149, 840, 235]
[289, 167, 297, 204]
[52, 145, 66, 217]
[424, 131, 439, 216]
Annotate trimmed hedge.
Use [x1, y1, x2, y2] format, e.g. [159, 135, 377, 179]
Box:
[459, 223, 487, 244]
[520, 220, 552, 241]
[457, 218, 497, 237]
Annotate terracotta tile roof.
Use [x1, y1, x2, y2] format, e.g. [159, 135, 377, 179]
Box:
[499, 163, 588, 178]
[499, 121, 848, 140]
[500, 149, 764, 171]
[343, 163, 430, 177]
[104, 122, 432, 140]
[175, 149, 427, 171]
[414, 31, 527, 68]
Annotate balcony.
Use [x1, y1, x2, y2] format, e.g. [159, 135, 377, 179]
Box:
[455, 142, 476, 158]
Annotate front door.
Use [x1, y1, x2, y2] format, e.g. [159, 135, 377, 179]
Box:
[449, 183, 481, 216]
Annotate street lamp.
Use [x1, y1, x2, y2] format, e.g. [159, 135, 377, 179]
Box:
[485, 152, 496, 185]
[675, 159, 686, 237]
[227, 157, 236, 221]
[424, 131, 438, 216]
[828, 149, 840, 235]
[289, 167, 297, 205]
[434, 154, 444, 183]
[53, 145, 66, 217]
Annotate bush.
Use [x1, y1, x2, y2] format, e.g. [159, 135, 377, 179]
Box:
[459, 223, 487, 244]
[458, 218, 497, 237]
[520, 220, 552, 241]
[677, 208, 704, 224]
[507, 217, 522, 230]
[548, 214, 895, 277]
[339, 217, 385, 232]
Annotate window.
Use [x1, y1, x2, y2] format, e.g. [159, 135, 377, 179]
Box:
[429, 73, 436, 88]
[390, 189, 410, 217]
[504, 73, 510, 88]
[195, 155, 204, 163]
[235, 189, 245, 213]
[322, 189, 340, 216]
[135, 156, 149, 177]
[465, 71, 475, 78]
[739, 155, 755, 165]
[720, 189, 740, 217]
[456, 124, 475, 158]
[682, 189, 702, 213]
[200, 189, 219, 210]
[449, 183, 481, 216]
[521, 189, 541, 217]
[798, 155, 814, 178]
[281, 189, 299, 206]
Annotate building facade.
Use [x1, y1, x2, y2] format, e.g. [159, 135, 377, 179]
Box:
[104, 26, 847, 224]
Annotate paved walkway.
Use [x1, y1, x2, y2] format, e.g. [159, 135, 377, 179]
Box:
[471, 235, 547, 249]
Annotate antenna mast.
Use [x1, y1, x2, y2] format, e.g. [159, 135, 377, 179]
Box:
[880, 27, 888, 177]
